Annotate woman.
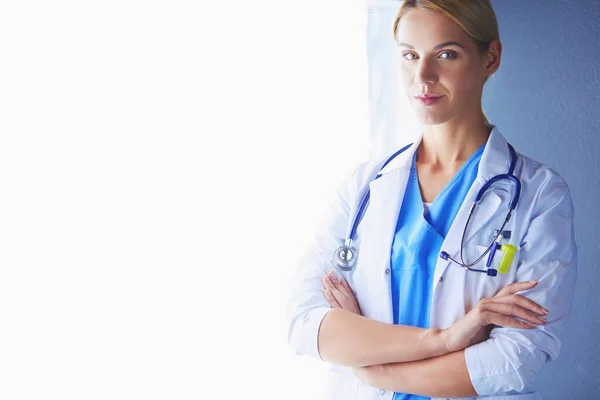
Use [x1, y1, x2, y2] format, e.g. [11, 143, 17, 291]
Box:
[286, 1, 577, 399]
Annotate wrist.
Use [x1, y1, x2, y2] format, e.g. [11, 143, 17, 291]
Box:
[426, 327, 451, 357]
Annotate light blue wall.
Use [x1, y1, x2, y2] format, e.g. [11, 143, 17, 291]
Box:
[367, 1, 600, 397]
[486, 1, 600, 397]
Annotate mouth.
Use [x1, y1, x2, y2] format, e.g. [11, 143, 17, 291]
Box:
[414, 94, 444, 105]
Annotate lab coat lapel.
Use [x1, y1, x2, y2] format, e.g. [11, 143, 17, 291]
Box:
[432, 126, 512, 291]
[366, 168, 410, 324]
[433, 181, 502, 289]
[360, 140, 419, 324]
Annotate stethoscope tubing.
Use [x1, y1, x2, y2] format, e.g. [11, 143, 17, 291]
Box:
[333, 142, 521, 275]
[347, 143, 413, 242]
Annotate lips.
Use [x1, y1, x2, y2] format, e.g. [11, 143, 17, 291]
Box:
[415, 93, 442, 99]
[415, 94, 443, 105]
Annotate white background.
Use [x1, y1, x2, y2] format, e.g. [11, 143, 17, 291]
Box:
[0, 1, 371, 398]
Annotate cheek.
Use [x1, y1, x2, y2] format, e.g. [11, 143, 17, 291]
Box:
[444, 68, 480, 98]
[399, 68, 420, 101]
[398, 67, 412, 88]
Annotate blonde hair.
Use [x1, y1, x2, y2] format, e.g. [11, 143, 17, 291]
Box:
[393, 0, 500, 124]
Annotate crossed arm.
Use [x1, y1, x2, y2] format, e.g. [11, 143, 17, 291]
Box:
[318, 313, 478, 397]
[353, 350, 475, 398]
[313, 180, 577, 397]
[320, 272, 547, 398]
[287, 168, 576, 398]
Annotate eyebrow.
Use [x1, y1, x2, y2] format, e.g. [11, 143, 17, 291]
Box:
[398, 41, 465, 50]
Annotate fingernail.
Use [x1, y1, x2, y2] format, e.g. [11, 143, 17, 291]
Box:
[529, 280, 538, 284]
[542, 308, 549, 315]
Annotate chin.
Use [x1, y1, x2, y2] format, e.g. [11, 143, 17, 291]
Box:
[413, 111, 450, 126]
[409, 100, 450, 125]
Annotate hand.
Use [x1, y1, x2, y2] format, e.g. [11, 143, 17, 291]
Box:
[443, 280, 549, 353]
[322, 271, 362, 315]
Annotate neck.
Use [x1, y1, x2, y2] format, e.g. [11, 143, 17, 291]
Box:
[417, 114, 490, 169]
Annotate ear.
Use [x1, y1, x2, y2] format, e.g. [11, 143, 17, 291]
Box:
[483, 39, 502, 78]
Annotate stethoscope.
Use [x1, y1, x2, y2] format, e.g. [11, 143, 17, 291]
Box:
[333, 142, 521, 277]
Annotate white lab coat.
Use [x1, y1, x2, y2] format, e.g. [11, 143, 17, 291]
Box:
[286, 125, 577, 400]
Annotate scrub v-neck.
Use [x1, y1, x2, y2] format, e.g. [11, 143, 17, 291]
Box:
[389, 143, 485, 400]
[413, 144, 486, 239]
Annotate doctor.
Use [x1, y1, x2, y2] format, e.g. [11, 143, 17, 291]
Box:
[286, 1, 577, 399]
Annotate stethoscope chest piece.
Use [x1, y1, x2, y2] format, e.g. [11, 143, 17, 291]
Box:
[333, 244, 358, 271]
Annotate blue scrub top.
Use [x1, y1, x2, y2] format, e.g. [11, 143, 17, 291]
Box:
[390, 144, 485, 400]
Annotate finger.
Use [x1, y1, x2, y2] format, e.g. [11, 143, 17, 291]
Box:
[328, 285, 355, 310]
[328, 280, 353, 306]
[325, 271, 341, 290]
[332, 276, 357, 305]
[328, 271, 343, 287]
[340, 279, 360, 307]
[322, 275, 335, 290]
[495, 280, 538, 297]
[485, 313, 535, 330]
[323, 273, 344, 296]
[482, 302, 546, 325]
[326, 274, 352, 303]
[324, 289, 341, 308]
[340, 279, 356, 295]
[492, 294, 548, 316]
[326, 273, 358, 310]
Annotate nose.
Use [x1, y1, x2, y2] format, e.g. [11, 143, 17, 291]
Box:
[414, 58, 437, 85]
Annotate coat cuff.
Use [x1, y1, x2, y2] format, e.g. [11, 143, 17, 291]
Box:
[289, 306, 332, 360]
[465, 338, 525, 395]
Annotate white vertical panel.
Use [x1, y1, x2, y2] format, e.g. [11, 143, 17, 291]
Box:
[366, 0, 421, 158]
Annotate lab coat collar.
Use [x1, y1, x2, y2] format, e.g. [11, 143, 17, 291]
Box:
[376, 124, 513, 180]
[478, 124, 514, 180]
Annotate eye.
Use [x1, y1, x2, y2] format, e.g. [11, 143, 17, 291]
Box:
[439, 51, 458, 59]
[403, 52, 418, 60]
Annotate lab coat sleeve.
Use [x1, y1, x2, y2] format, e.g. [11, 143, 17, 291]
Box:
[464, 174, 577, 395]
[285, 162, 366, 360]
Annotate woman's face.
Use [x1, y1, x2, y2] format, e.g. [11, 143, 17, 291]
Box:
[395, 8, 493, 126]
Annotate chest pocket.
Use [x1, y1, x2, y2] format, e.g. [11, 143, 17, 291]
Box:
[464, 244, 519, 305]
[462, 200, 521, 309]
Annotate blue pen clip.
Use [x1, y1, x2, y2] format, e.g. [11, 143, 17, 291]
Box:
[486, 243, 500, 268]
[486, 231, 506, 269]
